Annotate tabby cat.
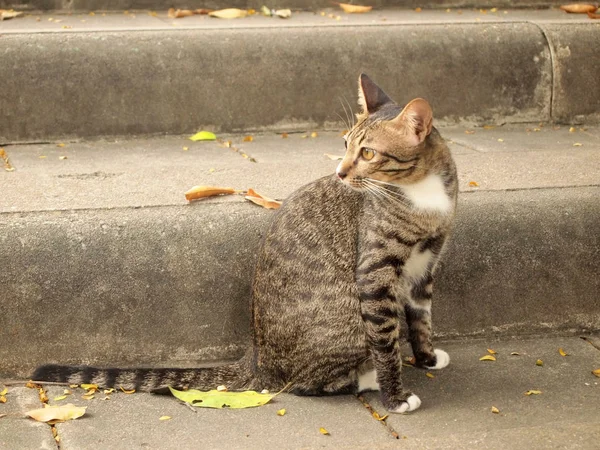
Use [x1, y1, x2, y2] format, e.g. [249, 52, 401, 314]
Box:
[34, 74, 458, 413]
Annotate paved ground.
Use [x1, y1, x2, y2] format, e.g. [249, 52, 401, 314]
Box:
[1, 336, 599, 449]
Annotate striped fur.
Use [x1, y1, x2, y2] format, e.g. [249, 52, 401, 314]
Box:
[32, 74, 457, 412]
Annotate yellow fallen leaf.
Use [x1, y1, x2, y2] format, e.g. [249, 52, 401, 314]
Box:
[26, 381, 39, 389]
[69, 384, 79, 389]
[80, 384, 98, 390]
[319, 427, 330, 435]
[338, 3, 373, 13]
[281, 133, 288, 138]
[120, 387, 136, 394]
[0, 413, 6, 419]
[0, 9, 23, 20]
[53, 395, 68, 401]
[465, 130, 475, 134]
[216, 385, 228, 392]
[104, 388, 115, 394]
[159, 416, 171, 421]
[559, 4, 597, 14]
[275, 9, 291, 18]
[510, 352, 520, 356]
[82, 394, 94, 400]
[592, 369, 600, 377]
[559, 348, 568, 357]
[169, 387, 274, 408]
[497, 138, 504, 142]
[0, 388, 7, 396]
[245, 188, 282, 209]
[56, 143, 65, 147]
[569, 127, 576, 132]
[185, 186, 236, 202]
[525, 390, 542, 395]
[573, 143, 583, 147]
[38, 389, 48, 403]
[426, 372, 435, 378]
[324, 154, 344, 160]
[310, 131, 318, 138]
[468, 181, 479, 187]
[39, 155, 47, 159]
[479, 355, 496, 361]
[182, 146, 189, 151]
[491, 406, 500, 414]
[59, 156, 68, 160]
[63, 389, 71, 395]
[243, 135, 253, 142]
[260, 5, 271, 16]
[189, 131, 217, 141]
[209, 8, 248, 19]
[26, 404, 87, 423]
[277, 409, 286, 416]
[487, 348, 497, 354]
[536, 359, 544, 366]
[415, 7, 422, 12]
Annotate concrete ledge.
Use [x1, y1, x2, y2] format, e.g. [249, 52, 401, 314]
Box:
[1, 15, 554, 142]
[1, 128, 599, 377]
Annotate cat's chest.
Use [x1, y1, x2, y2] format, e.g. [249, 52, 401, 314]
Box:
[399, 174, 452, 214]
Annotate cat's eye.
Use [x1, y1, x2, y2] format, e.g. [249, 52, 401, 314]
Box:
[361, 148, 376, 161]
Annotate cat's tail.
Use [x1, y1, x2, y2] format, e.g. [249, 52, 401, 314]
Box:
[31, 356, 258, 392]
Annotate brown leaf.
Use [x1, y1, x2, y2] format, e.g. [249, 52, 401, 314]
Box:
[185, 186, 236, 201]
[559, 4, 597, 13]
[171, 9, 194, 18]
[194, 9, 213, 15]
[588, 11, 600, 18]
[25, 404, 86, 423]
[338, 3, 373, 13]
[245, 188, 282, 210]
[281, 133, 288, 139]
[0, 148, 15, 172]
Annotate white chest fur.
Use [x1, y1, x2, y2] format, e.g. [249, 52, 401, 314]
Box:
[400, 174, 451, 213]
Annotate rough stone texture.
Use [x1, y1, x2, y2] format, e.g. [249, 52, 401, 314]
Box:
[541, 23, 600, 124]
[0, 386, 56, 450]
[0, 19, 551, 142]
[0, 128, 598, 377]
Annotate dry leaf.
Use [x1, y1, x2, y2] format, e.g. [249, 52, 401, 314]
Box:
[170, 387, 274, 408]
[0, 9, 23, 20]
[26, 404, 87, 423]
[324, 154, 344, 160]
[569, 127, 576, 132]
[38, 389, 48, 403]
[209, 8, 248, 19]
[159, 415, 171, 421]
[468, 181, 479, 187]
[525, 390, 542, 395]
[53, 395, 68, 401]
[69, 384, 79, 389]
[465, 130, 475, 134]
[277, 408, 286, 416]
[80, 384, 98, 391]
[573, 143, 583, 147]
[104, 388, 115, 394]
[536, 359, 544, 366]
[189, 131, 216, 141]
[592, 369, 600, 377]
[479, 355, 496, 361]
[510, 352, 520, 356]
[559, 348, 568, 357]
[275, 9, 291, 18]
[491, 406, 500, 414]
[310, 131, 318, 138]
[487, 348, 497, 355]
[0, 148, 15, 172]
[243, 135, 253, 142]
[64, 389, 72, 395]
[338, 3, 373, 13]
[498, 138, 504, 142]
[82, 394, 94, 400]
[415, 7, 423, 12]
[245, 188, 282, 209]
[170, 9, 194, 18]
[319, 427, 330, 435]
[426, 372, 435, 378]
[559, 4, 597, 13]
[26, 381, 39, 389]
[56, 143, 65, 147]
[0, 414, 6, 419]
[59, 156, 68, 160]
[281, 133, 288, 138]
[182, 146, 189, 151]
[216, 385, 228, 392]
[120, 387, 136, 394]
[185, 186, 236, 201]
[0, 388, 7, 396]
[588, 11, 600, 18]
[260, 5, 272, 16]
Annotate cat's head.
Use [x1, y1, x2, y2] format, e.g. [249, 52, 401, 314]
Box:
[336, 74, 434, 189]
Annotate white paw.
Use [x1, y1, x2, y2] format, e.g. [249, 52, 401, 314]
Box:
[389, 394, 421, 414]
[425, 349, 450, 370]
[357, 369, 380, 392]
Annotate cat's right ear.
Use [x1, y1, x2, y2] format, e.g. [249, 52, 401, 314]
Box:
[357, 73, 393, 117]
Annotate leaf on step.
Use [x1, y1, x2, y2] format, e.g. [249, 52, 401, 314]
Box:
[120, 387, 136, 394]
[338, 3, 373, 13]
[53, 395, 68, 401]
[319, 427, 330, 435]
[588, 11, 600, 18]
[559, 4, 597, 14]
[25, 404, 87, 423]
[465, 130, 475, 134]
[536, 359, 544, 366]
[510, 352, 520, 356]
[189, 131, 217, 141]
[275, 9, 292, 18]
[491, 406, 500, 414]
[479, 355, 496, 361]
[0, 9, 24, 20]
[559, 348, 568, 357]
[209, 8, 248, 19]
[592, 369, 600, 377]
[80, 384, 98, 391]
[324, 154, 344, 160]
[243, 135, 254, 142]
[310, 132, 318, 138]
[159, 416, 171, 421]
[525, 390, 542, 396]
[487, 348, 497, 355]
[245, 188, 282, 209]
[185, 186, 236, 201]
[277, 408, 286, 416]
[0, 388, 7, 396]
[260, 5, 272, 16]
[281, 133, 288, 138]
[468, 181, 479, 187]
[104, 388, 115, 394]
[169, 386, 274, 409]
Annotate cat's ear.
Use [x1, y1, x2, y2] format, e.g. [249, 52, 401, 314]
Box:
[357, 73, 394, 115]
[391, 98, 433, 145]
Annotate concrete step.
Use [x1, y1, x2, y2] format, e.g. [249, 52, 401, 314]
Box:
[1, 125, 599, 378]
[1, 9, 599, 142]
[2, 336, 599, 449]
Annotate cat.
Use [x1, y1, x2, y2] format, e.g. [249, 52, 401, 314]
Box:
[33, 74, 458, 413]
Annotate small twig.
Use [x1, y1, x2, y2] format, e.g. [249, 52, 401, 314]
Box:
[356, 394, 401, 440]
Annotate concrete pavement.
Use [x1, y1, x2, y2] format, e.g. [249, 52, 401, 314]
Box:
[1, 336, 599, 449]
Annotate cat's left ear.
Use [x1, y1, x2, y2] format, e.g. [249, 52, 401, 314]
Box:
[391, 98, 433, 145]
[357, 73, 394, 116]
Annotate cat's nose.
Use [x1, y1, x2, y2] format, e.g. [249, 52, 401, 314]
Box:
[337, 170, 347, 179]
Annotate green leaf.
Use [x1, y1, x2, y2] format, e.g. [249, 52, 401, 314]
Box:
[189, 131, 217, 141]
[168, 387, 274, 409]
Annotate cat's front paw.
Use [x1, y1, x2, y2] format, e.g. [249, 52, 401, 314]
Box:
[425, 349, 450, 370]
[387, 394, 422, 414]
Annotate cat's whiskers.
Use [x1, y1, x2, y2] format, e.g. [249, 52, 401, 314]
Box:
[362, 179, 412, 208]
[338, 98, 353, 131]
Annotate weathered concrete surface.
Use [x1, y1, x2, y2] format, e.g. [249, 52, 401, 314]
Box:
[0, 13, 553, 142]
[0, 386, 56, 450]
[541, 23, 600, 124]
[365, 336, 600, 449]
[0, 127, 598, 377]
[2, 337, 597, 450]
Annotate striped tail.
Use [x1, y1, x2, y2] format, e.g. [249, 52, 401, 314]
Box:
[32, 358, 256, 392]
